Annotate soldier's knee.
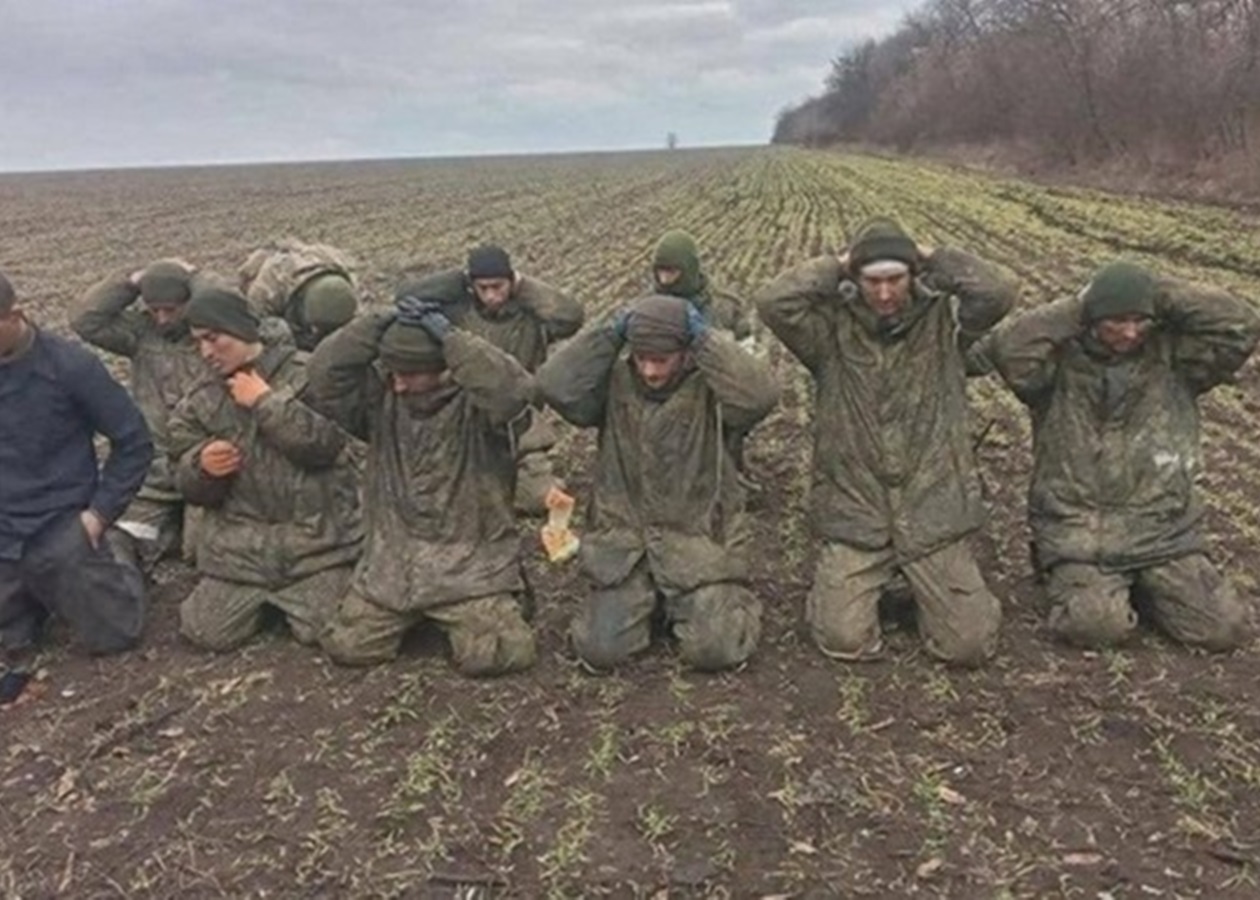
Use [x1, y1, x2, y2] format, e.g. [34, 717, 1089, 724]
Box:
[678, 593, 761, 672]
[321, 625, 396, 667]
[810, 617, 881, 661]
[1184, 607, 1249, 653]
[453, 627, 537, 677]
[180, 615, 252, 653]
[1050, 596, 1136, 650]
[84, 621, 143, 656]
[571, 626, 634, 672]
[927, 623, 997, 669]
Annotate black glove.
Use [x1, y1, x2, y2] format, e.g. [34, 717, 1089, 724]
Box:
[396, 294, 442, 325]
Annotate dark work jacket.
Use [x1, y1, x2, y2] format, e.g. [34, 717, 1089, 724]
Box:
[0, 326, 153, 560]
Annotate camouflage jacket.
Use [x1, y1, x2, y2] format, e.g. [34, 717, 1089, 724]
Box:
[306, 316, 533, 612]
[240, 239, 358, 334]
[167, 343, 363, 588]
[72, 274, 208, 502]
[756, 247, 1016, 560]
[418, 268, 585, 373]
[537, 322, 779, 592]
[978, 279, 1260, 572]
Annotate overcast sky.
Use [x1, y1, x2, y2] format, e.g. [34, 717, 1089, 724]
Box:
[0, 0, 918, 172]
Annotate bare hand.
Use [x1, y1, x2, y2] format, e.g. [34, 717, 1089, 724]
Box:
[200, 440, 244, 477]
[837, 251, 851, 278]
[227, 370, 272, 409]
[916, 244, 936, 264]
[79, 509, 106, 549]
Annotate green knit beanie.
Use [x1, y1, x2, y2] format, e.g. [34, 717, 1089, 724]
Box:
[299, 273, 357, 330]
[185, 286, 261, 342]
[652, 230, 704, 298]
[848, 218, 918, 273]
[1082, 261, 1156, 323]
[627, 294, 690, 354]
[139, 261, 193, 307]
[379, 321, 445, 373]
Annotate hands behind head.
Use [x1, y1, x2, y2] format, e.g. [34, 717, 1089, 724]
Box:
[200, 439, 244, 478]
[396, 295, 452, 342]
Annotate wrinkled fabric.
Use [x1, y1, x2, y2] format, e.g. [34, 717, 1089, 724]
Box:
[322, 590, 536, 675]
[307, 317, 534, 613]
[979, 278, 1260, 571]
[167, 343, 363, 589]
[756, 247, 1017, 561]
[240, 239, 359, 348]
[538, 323, 779, 593]
[0, 512, 145, 656]
[180, 565, 352, 651]
[569, 559, 762, 672]
[807, 538, 999, 668]
[1046, 555, 1247, 651]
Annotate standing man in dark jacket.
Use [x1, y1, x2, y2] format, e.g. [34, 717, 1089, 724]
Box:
[0, 270, 152, 673]
[977, 261, 1258, 650]
[757, 219, 1017, 667]
[537, 294, 778, 671]
[72, 259, 206, 571]
[412, 246, 584, 514]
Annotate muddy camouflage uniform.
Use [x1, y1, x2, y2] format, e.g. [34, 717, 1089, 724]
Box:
[72, 273, 208, 569]
[756, 247, 1016, 667]
[417, 267, 585, 514]
[239, 239, 358, 351]
[307, 315, 537, 675]
[979, 279, 1259, 649]
[536, 314, 778, 671]
[167, 344, 363, 650]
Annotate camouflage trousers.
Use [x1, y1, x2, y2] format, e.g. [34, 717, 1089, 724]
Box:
[807, 538, 1000, 668]
[109, 496, 185, 574]
[0, 513, 145, 658]
[572, 560, 763, 672]
[180, 566, 352, 652]
[322, 592, 536, 676]
[1046, 554, 1248, 651]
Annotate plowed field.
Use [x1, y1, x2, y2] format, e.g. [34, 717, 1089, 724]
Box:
[3, 147, 1260, 898]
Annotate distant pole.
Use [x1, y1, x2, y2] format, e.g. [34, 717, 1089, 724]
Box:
[666, 132, 679, 150]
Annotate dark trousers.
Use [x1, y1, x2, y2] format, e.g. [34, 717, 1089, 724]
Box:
[0, 513, 145, 658]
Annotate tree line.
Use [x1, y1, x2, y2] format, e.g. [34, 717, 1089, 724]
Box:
[772, 0, 1260, 173]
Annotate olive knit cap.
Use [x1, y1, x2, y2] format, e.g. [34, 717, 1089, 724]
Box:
[185, 285, 260, 342]
[848, 218, 918, 273]
[139, 261, 193, 307]
[1082, 260, 1156, 323]
[379, 321, 445, 373]
[627, 294, 689, 355]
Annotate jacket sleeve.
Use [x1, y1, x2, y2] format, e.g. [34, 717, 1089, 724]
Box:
[754, 256, 843, 373]
[166, 387, 233, 508]
[534, 320, 620, 428]
[694, 329, 780, 433]
[305, 312, 391, 441]
[71, 275, 146, 358]
[1156, 277, 1260, 393]
[516, 276, 585, 342]
[444, 330, 534, 427]
[64, 347, 154, 524]
[922, 246, 1018, 345]
[985, 295, 1084, 404]
[251, 377, 348, 470]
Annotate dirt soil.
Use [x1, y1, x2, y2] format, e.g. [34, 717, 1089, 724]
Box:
[2, 148, 1260, 899]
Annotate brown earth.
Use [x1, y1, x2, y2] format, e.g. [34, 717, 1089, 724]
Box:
[3, 147, 1260, 899]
